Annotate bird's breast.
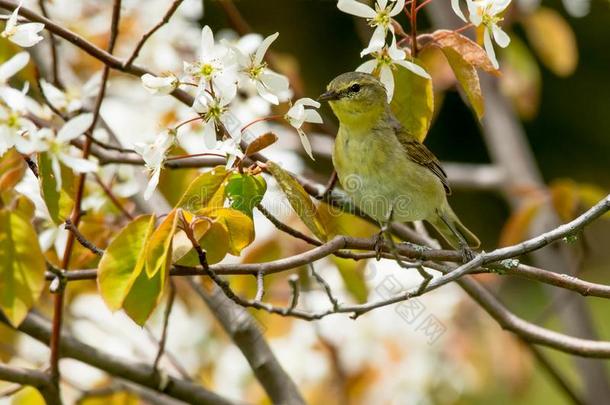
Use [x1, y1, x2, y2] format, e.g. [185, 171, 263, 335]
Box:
[332, 125, 445, 223]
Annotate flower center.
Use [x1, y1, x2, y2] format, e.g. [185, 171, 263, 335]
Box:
[199, 63, 216, 78]
[371, 5, 391, 29]
[246, 57, 267, 80]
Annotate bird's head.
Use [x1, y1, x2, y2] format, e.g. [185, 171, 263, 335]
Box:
[319, 72, 387, 125]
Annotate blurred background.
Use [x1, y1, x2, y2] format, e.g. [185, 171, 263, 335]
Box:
[2, 0, 610, 404]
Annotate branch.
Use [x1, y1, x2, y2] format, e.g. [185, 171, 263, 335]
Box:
[187, 279, 306, 405]
[0, 364, 60, 405]
[0, 312, 240, 405]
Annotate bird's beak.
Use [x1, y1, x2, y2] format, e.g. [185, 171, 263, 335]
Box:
[318, 90, 339, 102]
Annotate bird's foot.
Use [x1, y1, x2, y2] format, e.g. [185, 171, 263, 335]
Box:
[374, 230, 385, 261]
[460, 244, 476, 263]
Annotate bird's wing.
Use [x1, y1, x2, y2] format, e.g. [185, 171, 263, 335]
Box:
[393, 126, 451, 195]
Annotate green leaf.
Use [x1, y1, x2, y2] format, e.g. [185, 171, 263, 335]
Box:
[175, 166, 230, 211]
[266, 161, 327, 241]
[523, 7, 578, 77]
[145, 209, 179, 278]
[122, 256, 167, 326]
[37, 152, 74, 225]
[97, 215, 155, 312]
[390, 63, 434, 142]
[226, 173, 266, 216]
[0, 209, 46, 326]
[200, 207, 255, 255]
[441, 47, 484, 120]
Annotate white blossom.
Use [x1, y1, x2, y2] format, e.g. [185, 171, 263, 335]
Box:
[0, 1, 45, 47]
[193, 91, 241, 149]
[232, 32, 290, 105]
[141, 73, 179, 95]
[0, 105, 36, 156]
[338, 0, 405, 56]
[133, 129, 176, 200]
[465, 0, 512, 68]
[357, 37, 430, 102]
[39, 74, 101, 114]
[28, 113, 98, 190]
[183, 26, 237, 102]
[284, 98, 323, 160]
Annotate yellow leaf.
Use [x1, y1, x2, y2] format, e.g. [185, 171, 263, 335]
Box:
[173, 221, 230, 266]
[441, 47, 485, 119]
[390, 62, 434, 142]
[199, 207, 255, 255]
[266, 161, 327, 241]
[145, 209, 179, 278]
[0, 210, 46, 326]
[11, 386, 45, 405]
[524, 7, 578, 77]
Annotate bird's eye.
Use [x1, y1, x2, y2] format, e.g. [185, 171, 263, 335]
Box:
[349, 83, 361, 93]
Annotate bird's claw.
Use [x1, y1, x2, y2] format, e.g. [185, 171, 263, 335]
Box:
[374, 231, 384, 261]
[460, 245, 476, 263]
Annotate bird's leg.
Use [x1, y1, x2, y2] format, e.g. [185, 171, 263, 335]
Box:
[438, 211, 475, 263]
[378, 206, 433, 293]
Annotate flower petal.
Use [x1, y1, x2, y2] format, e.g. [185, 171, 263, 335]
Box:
[360, 25, 386, 57]
[255, 32, 279, 65]
[56, 113, 94, 142]
[199, 25, 215, 57]
[144, 167, 161, 200]
[394, 59, 431, 79]
[337, 0, 376, 18]
[379, 65, 395, 102]
[58, 152, 98, 173]
[10, 23, 45, 47]
[298, 129, 315, 160]
[389, 0, 406, 16]
[451, 0, 468, 22]
[0, 52, 29, 83]
[203, 120, 217, 149]
[492, 24, 510, 48]
[356, 59, 378, 74]
[294, 97, 321, 109]
[304, 109, 323, 124]
[483, 28, 499, 69]
[466, 0, 482, 26]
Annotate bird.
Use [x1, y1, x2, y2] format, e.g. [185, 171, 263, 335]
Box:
[318, 71, 480, 255]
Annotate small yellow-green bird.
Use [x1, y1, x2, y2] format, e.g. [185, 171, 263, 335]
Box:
[319, 72, 480, 251]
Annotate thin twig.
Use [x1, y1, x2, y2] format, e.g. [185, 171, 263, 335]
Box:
[152, 282, 176, 371]
[124, 0, 184, 68]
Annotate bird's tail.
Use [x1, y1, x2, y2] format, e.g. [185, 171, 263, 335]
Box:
[427, 202, 480, 249]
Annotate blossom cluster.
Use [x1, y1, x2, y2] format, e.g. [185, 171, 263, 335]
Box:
[138, 26, 322, 199]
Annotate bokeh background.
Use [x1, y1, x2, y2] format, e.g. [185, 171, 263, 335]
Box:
[1, 0, 610, 404]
